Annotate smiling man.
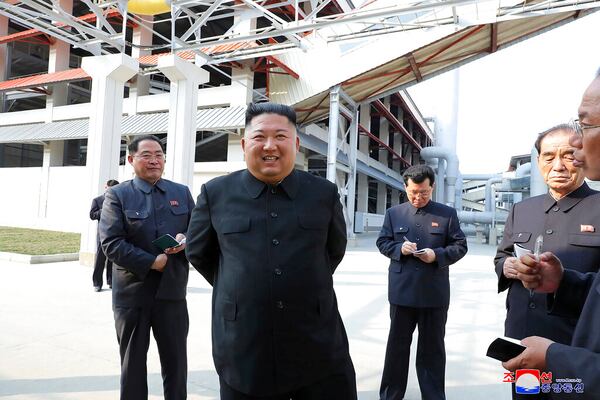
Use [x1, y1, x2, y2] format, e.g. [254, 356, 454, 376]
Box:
[185, 103, 357, 400]
[494, 124, 600, 400]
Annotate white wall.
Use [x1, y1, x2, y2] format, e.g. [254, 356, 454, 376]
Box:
[0, 162, 244, 233]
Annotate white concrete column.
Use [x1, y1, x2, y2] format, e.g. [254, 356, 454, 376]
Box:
[79, 53, 139, 265]
[391, 105, 403, 206]
[128, 16, 153, 115]
[230, 11, 256, 106]
[158, 55, 209, 187]
[376, 97, 391, 214]
[0, 15, 9, 112]
[46, 0, 72, 121]
[38, 141, 64, 218]
[357, 103, 370, 213]
[227, 134, 244, 162]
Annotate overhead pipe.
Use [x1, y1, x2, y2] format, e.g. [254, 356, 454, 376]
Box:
[516, 162, 531, 178]
[420, 146, 459, 207]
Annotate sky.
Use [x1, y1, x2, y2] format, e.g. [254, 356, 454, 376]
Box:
[408, 11, 600, 174]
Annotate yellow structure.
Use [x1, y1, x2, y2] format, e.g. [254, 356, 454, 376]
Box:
[128, 0, 170, 16]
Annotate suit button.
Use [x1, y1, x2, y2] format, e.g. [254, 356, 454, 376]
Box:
[270, 212, 278, 218]
[276, 300, 284, 309]
[271, 188, 276, 194]
[529, 302, 536, 309]
[545, 229, 553, 235]
[272, 239, 280, 245]
[274, 268, 282, 276]
[416, 223, 421, 227]
[553, 206, 559, 212]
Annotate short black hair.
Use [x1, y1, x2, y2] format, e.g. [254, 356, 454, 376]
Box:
[245, 102, 297, 128]
[402, 164, 435, 186]
[128, 135, 164, 154]
[106, 179, 119, 187]
[534, 124, 576, 153]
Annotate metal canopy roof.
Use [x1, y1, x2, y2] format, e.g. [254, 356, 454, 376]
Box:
[0, 106, 246, 143]
[291, 8, 598, 124]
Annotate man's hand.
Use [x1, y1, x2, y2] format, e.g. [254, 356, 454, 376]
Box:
[515, 252, 564, 292]
[401, 240, 417, 255]
[414, 248, 436, 263]
[151, 253, 168, 271]
[503, 257, 519, 279]
[164, 233, 186, 255]
[502, 336, 554, 371]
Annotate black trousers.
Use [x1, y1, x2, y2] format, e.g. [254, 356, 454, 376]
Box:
[219, 366, 358, 400]
[380, 304, 447, 400]
[114, 299, 189, 400]
[92, 241, 112, 288]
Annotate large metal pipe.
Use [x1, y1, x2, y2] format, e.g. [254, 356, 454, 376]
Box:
[516, 162, 531, 178]
[458, 211, 494, 224]
[485, 176, 503, 213]
[530, 147, 547, 196]
[420, 146, 459, 207]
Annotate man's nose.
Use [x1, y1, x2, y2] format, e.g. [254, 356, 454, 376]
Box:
[263, 137, 276, 149]
[552, 156, 566, 170]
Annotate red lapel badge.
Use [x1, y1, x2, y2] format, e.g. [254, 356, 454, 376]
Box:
[431, 221, 439, 227]
[170, 200, 179, 207]
[581, 224, 595, 233]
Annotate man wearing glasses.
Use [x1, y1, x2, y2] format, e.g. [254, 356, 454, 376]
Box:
[504, 70, 600, 399]
[377, 164, 467, 400]
[99, 134, 195, 400]
[494, 124, 600, 399]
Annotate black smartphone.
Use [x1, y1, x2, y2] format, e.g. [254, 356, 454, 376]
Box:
[486, 337, 526, 362]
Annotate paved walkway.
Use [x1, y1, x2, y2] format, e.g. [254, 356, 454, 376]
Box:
[0, 236, 511, 399]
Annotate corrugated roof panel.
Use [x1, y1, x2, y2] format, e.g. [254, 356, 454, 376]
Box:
[0, 107, 246, 143]
[0, 68, 90, 92]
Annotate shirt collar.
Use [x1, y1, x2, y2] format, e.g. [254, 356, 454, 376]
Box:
[133, 176, 165, 193]
[543, 182, 591, 213]
[242, 169, 298, 199]
[410, 200, 432, 215]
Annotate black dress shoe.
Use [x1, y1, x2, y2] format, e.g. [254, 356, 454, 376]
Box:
[94, 286, 102, 292]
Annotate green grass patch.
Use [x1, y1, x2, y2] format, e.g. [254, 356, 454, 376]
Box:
[0, 226, 80, 255]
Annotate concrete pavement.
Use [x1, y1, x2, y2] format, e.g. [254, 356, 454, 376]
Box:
[0, 236, 511, 399]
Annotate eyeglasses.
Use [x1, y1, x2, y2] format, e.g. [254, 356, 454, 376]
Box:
[571, 119, 600, 137]
[134, 153, 165, 162]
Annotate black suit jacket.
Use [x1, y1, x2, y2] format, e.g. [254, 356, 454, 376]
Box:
[546, 268, 600, 399]
[99, 177, 194, 307]
[185, 169, 351, 396]
[377, 200, 467, 308]
[90, 194, 104, 221]
[495, 183, 600, 343]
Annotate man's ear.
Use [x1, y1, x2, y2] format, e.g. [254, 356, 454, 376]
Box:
[127, 154, 134, 165]
[295, 135, 300, 152]
[241, 137, 247, 153]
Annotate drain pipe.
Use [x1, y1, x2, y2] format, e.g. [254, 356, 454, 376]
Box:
[485, 176, 503, 244]
[421, 146, 459, 207]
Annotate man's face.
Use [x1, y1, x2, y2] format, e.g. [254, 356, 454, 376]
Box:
[537, 130, 584, 198]
[571, 77, 600, 180]
[241, 113, 300, 184]
[127, 139, 165, 184]
[405, 178, 434, 208]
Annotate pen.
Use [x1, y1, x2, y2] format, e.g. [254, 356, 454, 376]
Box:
[531, 235, 544, 296]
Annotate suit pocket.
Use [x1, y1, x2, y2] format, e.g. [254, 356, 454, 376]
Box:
[221, 217, 251, 234]
[389, 263, 402, 273]
[512, 232, 532, 243]
[221, 300, 237, 321]
[298, 214, 328, 230]
[170, 205, 189, 216]
[430, 227, 445, 235]
[569, 233, 600, 247]
[124, 209, 148, 219]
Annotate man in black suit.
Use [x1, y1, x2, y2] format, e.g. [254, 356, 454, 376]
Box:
[185, 103, 357, 400]
[377, 164, 467, 400]
[504, 71, 600, 399]
[99, 135, 194, 400]
[495, 124, 600, 399]
[90, 178, 119, 292]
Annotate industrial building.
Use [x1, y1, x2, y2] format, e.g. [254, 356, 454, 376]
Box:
[0, 0, 597, 264]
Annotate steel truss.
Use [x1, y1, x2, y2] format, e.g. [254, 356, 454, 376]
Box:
[1, 0, 598, 65]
